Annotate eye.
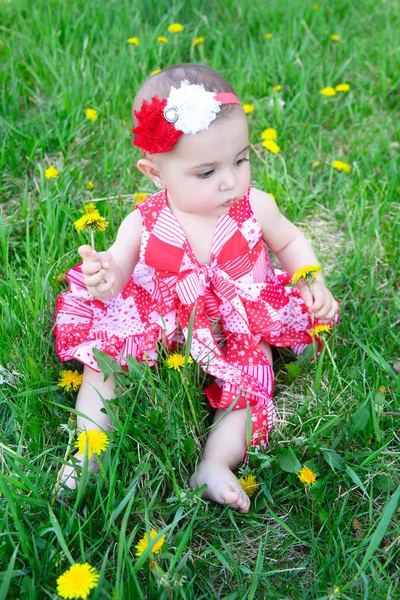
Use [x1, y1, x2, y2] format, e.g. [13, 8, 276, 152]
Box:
[236, 157, 249, 166]
[196, 170, 215, 179]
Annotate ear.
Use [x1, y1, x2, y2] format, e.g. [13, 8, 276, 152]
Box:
[136, 158, 164, 189]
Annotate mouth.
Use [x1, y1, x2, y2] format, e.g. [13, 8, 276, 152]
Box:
[222, 197, 237, 208]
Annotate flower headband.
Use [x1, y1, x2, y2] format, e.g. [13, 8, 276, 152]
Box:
[132, 80, 241, 154]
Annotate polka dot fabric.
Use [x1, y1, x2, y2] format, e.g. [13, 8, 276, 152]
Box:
[55, 186, 338, 449]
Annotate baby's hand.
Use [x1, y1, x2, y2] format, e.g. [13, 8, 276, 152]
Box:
[299, 281, 338, 324]
[78, 245, 117, 295]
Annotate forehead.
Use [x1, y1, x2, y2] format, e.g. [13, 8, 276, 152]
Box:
[169, 110, 249, 165]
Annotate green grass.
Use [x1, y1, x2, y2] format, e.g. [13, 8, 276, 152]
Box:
[1, 0, 399, 598]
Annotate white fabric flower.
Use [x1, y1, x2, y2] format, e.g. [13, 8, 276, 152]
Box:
[164, 80, 222, 135]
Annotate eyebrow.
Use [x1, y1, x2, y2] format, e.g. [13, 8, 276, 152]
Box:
[189, 145, 250, 170]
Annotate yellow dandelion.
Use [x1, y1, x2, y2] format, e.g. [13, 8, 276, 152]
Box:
[56, 563, 99, 600]
[335, 83, 350, 92]
[168, 23, 184, 33]
[157, 36, 168, 44]
[166, 353, 193, 371]
[262, 139, 280, 154]
[192, 36, 205, 46]
[264, 33, 273, 39]
[58, 370, 83, 392]
[271, 84, 282, 92]
[332, 160, 351, 174]
[85, 108, 98, 121]
[127, 37, 140, 45]
[135, 530, 166, 556]
[75, 430, 109, 456]
[239, 474, 260, 497]
[378, 385, 387, 394]
[83, 203, 97, 214]
[53, 273, 67, 285]
[330, 34, 340, 42]
[133, 192, 149, 204]
[261, 127, 278, 141]
[309, 324, 332, 338]
[298, 466, 317, 486]
[150, 69, 161, 76]
[267, 192, 276, 201]
[291, 265, 322, 284]
[311, 160, 320, 168]
[74, 211, 109, 233]
[243, 103, 255, 115]
[313, 3, 319, 10]
[45, 166, 59, 179]
[85, 181, 95, 191]
[320, 87, 336, 97]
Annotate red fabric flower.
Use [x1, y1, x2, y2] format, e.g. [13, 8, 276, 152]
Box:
[132, 95, 183, 154]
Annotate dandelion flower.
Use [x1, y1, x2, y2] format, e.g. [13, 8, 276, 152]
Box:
[330, 34, 340, 42]
[378, 386, 387, 394]
[298, 466, 317, 486]
[262, 139, 280, 154]
[58, 370, 83, 392]
[313, 3, 319, 10]
[261, 127, 278, 141]
[127, 37, 140, 45]
[166, 353, 193, 371]
[85, 108, 98, 121]
[332, 160, 351, 174]
[74, 211, 109, 233]
[82, 203, 97, 214]
[311, 161, 320, 168]
[168, 23, 184, 33]
[239, 474, 260, 497]
[85, 181, 95, 191]
[335, 83, 350, 92]
[310, 324, 332, 338]
[291, 265, 322, 284]
[75, 430, 109, 456]
[264, 33, 273, 39]
[320, 87, 336, 97]
[157, 36, 168, 44]
[57, 563, 99, 600]
[135, 530, 165, 556]
[267, 192, 276, 201]
[271, 84, 282, 92]
[243, 104, 255, 115]
[192, 36, 205, 46]
[133, 192, 148, 204]
[45, 166, 59, 179]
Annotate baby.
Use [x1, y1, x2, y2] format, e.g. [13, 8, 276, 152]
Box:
[55, 64, 338, 512]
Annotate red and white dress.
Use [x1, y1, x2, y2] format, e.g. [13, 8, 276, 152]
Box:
[56, 187, 332, 449]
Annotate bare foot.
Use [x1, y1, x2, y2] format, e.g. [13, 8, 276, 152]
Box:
[189, 460, 250, 512]
[57, 454, 99, 492]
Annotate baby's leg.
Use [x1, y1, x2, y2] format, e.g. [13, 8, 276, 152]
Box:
[59, 365, 116, 490]
[189, 342, 273, 512]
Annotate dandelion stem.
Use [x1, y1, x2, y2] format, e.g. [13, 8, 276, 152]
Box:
[180, 372, 201, 435]
[52, 426, 76, 502]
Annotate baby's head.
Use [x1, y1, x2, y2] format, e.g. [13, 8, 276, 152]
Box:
[133, 64, 250, 216]
[132, 64, 243, 156]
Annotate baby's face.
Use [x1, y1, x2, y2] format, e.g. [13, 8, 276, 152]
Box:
[156, 109, 251, 217]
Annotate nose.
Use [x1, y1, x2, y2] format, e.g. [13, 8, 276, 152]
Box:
[219, 168, 236, 192]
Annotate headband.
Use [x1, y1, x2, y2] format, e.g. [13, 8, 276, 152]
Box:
[132, 80, 241, 155]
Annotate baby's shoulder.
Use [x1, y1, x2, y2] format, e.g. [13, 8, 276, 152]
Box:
[249, 187, 280, 227]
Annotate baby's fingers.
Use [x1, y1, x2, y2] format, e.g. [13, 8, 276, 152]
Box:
[85, 270, 114, 291]
[78, 245, 96, 262]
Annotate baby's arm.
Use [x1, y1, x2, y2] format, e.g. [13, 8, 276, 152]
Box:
[79, 209, 142, 301]
[250, 188, 338, 323]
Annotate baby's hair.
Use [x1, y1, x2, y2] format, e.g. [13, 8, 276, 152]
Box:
[132, 63, 240, 127]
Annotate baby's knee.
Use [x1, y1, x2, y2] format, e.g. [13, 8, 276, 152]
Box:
[259, 340, 273, 364]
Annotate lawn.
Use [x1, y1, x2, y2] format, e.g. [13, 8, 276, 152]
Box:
[0, 0, 399, 598]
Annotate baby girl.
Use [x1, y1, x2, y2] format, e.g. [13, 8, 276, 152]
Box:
[55, 63, 338, 512]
